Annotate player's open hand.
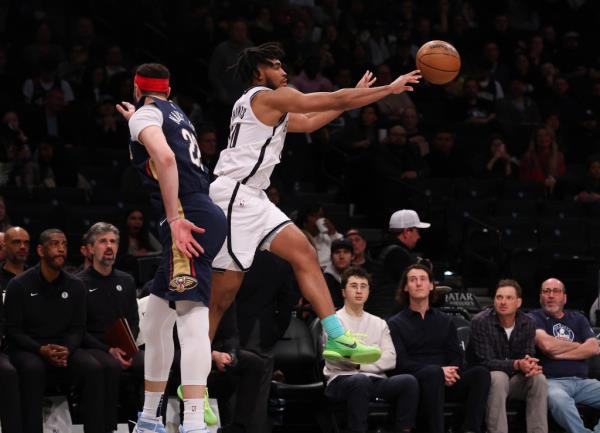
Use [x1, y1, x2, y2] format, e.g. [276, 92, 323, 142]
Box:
[390, 70, 421, 94]
[170, 218, 205, 258]
[356, 70, 377, 88]
[116, 101, 136, 121]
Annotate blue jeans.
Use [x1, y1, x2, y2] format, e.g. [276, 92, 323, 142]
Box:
[548, 377, 600, 433]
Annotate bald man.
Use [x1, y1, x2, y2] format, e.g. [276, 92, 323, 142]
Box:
[530, 278, 600, 433]
[0, 227, 30, 292]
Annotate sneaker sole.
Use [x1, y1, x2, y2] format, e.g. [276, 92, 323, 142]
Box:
[322, 349, 381, 364]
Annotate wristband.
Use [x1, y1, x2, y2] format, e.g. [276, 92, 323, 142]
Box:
[168, 216, 182, 225]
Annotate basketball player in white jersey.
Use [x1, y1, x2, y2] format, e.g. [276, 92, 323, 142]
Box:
[209, 42, 421, 363]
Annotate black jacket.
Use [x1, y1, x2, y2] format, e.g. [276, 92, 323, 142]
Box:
[4, 266, 86, 353]
[77, 267, 139, 352]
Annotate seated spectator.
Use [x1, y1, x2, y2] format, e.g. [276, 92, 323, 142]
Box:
[298, 203, 342, 269]
[21, 22, 66, 71]
[0, 226, 30, 293]
[520, 126, 566, 194]
[575, 155, 600, 203]
[324, 238, 354, 309]
[4, 229, 106, 433]
[120, 208, 162, 257]
[0, 291, 22, 433]
[24, 88, 82, 144]
[375, 63, 416, 123]
[0, 195, 11, 231]
[467, 279, 548, 433]
[471, 134, 518, 179]
[425, 129, 468, 178]
[400, 107, 429, 156]
[22, 56, 74, 106]
[324, 266, 419, 433]
[375, 124, 427, 181]
[23, 137, 91, 190]
[88, 98, 130, 149]
[532, 278, 600, 433]
[452, 77, 496, 127]
[568, 108, 600, 165]
[496, 78, 541, 144]
[335, 104, 382, 156]
[196, 126, 219, 179]
[0, 110, 33, 187]
[388, 264, 490, 433]
[209, 303, 274, 433]
[77, 222, 143, 431]
[345, 228, 379, 275]
[235, 250, 295, 432]
[291, 55, 333, 93]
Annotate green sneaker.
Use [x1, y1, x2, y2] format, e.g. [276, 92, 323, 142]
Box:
[322, 331, 381, 364]
[176, 385, 218, 426]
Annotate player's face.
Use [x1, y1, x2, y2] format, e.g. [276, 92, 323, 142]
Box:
[261, 59, 287, 90]
[91, 232, 118, 268]
[342, 276, 370, 308]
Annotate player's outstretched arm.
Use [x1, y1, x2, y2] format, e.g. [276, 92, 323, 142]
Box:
[263, 70, 420, 115]
[288, 70, 377, 133]
[138, 125, 205, 258]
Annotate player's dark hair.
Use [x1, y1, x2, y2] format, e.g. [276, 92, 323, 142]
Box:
[233, 42, 285, 84]
[135, 63, 170, 79]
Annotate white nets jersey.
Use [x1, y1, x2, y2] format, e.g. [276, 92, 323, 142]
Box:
[214, 86, 288, 190]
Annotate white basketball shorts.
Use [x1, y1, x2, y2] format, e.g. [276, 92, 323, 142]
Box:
[209, 176, 292, 271]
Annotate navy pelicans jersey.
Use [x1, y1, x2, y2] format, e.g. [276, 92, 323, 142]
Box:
[214, 86, 289, 190]
[128, 97, 226, 303]
[129, 97, 210, 210]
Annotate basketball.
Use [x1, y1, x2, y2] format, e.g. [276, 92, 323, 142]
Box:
[416, 40, 461, 85]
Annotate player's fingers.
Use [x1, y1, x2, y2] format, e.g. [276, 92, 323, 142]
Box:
[190, 238, 204, 255]
[187, 241, 200, 257]
[178, 241, 192, 259]
[190, 224, 206, 234]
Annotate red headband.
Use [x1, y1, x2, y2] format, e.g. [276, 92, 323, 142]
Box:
[134, 74, 170, 93]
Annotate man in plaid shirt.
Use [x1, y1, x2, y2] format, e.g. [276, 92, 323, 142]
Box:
[468, 279, 548, 433]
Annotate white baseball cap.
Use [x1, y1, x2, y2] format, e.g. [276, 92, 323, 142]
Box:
[389, 209, 431, 231]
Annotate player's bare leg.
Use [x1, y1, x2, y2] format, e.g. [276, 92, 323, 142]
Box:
[268, 224, 336, 318]
[269, 224, 381, 363]
[209, 270, 244, 340]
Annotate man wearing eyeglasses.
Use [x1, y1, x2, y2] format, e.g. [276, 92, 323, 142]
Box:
[531, 277, 600, 433]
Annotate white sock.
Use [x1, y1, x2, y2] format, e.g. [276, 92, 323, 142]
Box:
[142, 391, 164, 418]
[183, 398, 205, 429]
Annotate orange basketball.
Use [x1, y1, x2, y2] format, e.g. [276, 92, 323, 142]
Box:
[416, 40, 461, 85]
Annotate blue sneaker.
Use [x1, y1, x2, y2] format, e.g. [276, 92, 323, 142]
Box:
[178, 425, 209, 433]
[134, 412, 168, 433]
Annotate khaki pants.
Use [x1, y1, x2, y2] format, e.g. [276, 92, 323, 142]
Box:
[486, 371, 548, 433]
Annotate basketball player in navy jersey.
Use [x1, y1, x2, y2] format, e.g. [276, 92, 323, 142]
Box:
[209, 42, 421, 364]
[117, 63, 227, 433]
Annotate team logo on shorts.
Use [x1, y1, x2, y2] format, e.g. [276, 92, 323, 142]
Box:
[169, 275, 198, 293]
